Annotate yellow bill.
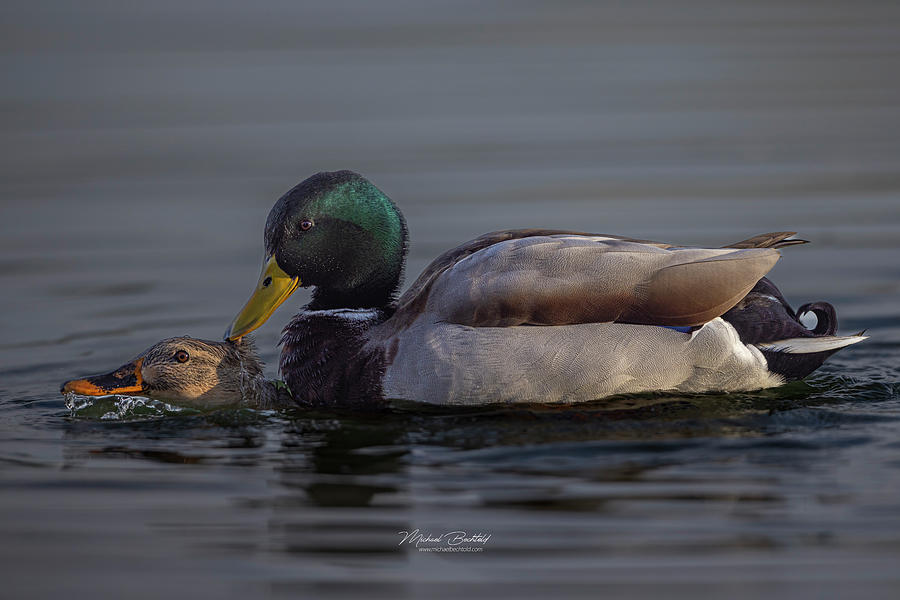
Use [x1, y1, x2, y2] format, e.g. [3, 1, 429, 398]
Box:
[225, 255, 300, 341]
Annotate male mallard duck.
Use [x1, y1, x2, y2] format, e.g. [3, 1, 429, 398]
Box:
[225, 170, 866, 407]
[61, 337, 290, 408]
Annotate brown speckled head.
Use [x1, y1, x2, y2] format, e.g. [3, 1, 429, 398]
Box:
[62, 336, 269, 408]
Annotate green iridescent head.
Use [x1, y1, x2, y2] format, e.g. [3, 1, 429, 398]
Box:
[225, 171, 408, 340]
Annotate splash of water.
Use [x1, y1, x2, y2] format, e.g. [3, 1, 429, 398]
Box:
[64, 392, 199, 420]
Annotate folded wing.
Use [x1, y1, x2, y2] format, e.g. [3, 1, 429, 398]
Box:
[423, 236, 779, 327]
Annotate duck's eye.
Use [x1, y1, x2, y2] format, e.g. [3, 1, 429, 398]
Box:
[299, 219, 314, 231]
[175, 350, 189, 363]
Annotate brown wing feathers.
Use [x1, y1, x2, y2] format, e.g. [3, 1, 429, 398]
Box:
[725, 231, 808, 249]
[618, 249, 780, 326]
[424, 238, 779, 327]
[388, 230, 793, 331]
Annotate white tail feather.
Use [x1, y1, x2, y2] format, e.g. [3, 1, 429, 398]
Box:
[756, 335, 868, 354]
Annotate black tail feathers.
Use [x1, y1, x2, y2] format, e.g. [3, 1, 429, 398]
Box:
[795, 301, 837, 336]
[722, 278, 864, 381]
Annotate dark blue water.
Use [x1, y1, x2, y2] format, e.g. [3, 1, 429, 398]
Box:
[2, 2, 900, 598]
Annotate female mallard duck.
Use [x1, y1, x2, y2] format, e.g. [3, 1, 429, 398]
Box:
[61, 337, 290, 408]
[224, 170, 866, 408]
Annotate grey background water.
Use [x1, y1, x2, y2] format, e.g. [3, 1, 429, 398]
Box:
[2, 1, 899, 598]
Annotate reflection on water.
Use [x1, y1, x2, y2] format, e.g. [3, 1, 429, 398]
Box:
[2, 0, 900, 597]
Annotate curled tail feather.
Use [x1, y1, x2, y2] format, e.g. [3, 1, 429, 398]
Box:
[722, 278, 866, 381]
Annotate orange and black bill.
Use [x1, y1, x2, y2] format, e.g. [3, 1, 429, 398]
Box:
[60, 358, 145, 396]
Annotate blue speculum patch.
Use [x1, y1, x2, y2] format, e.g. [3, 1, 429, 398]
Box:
[661, 325, 694, 333]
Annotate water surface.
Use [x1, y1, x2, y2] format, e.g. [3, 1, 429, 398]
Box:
[2, 1, 900, 598]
